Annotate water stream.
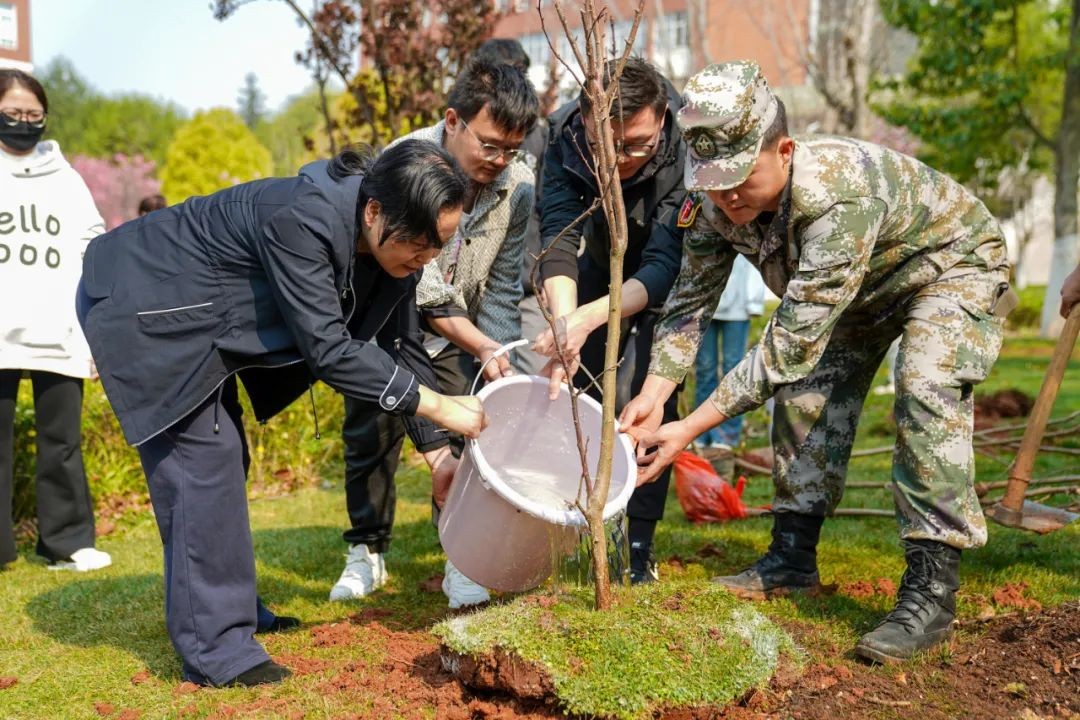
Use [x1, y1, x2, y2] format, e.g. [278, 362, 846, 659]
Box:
[549, 511, 630, 591]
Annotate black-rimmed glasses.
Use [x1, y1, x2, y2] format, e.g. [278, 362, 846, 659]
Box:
[459, 118, 524, 163]
[587, 120, 663, 158]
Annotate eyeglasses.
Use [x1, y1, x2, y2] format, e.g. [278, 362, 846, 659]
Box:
[459, 118, 524, 163]
[587, 121, 663, 159]
[0, 108, 47, 128]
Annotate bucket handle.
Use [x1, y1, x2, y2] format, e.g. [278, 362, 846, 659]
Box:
[471, 338, 529, 396]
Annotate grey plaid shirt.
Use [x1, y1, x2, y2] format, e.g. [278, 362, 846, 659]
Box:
[390, 122, 533, 349]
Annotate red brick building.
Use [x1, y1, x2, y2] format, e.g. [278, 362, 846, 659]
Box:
[0, 0, 32, 72]
[491, 0, 812, 96]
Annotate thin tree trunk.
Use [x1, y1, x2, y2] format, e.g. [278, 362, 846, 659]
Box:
[1041, 0, 1080, 337]
[849, 0, 875, 139]
[315, 62, 337, 155]
[545, 0, 644, 611]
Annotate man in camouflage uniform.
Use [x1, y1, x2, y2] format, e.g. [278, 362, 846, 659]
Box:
[621, 61, 1014, 663]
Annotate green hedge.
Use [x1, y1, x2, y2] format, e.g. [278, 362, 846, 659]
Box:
[1006, 284, 1046, 331]
[9, 379, 345, 524]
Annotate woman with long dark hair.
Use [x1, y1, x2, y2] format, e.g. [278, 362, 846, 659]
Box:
[0, 68, 111, 572]
[77, 139, 484, 687]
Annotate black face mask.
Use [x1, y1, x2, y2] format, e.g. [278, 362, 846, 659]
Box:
[0, 121, 45, 153]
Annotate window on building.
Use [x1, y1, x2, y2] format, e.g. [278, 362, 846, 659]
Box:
[0, 3, 17, 51]
[657, 11, 689, 51]
[612, 19, 649, 57]
[521, 31, 551, 68]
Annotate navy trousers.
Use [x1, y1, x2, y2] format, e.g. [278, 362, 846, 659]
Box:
[137, 389, 270, 685]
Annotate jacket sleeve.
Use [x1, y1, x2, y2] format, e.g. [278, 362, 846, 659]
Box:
[255, 195, 421, 416]
[649, 209, 737, 383]
[474, 182, 528, 345]
[709, 198, 886, 419]
[538, 132, 588, 285]
[416, 258, 467, 312]
[73, 177, 106, 250]
[630, 183, 686, 308]
[379, 292, 449, 452]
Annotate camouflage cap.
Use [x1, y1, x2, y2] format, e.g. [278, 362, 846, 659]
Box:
[677, 60, 779, 191]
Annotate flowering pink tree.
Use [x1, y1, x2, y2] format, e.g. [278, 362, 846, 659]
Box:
[71, 154, 161, 230]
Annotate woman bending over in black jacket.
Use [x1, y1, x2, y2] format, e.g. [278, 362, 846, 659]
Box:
[77, 140, 484, 688]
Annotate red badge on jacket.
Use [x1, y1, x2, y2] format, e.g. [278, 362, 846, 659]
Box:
[677, 196, 701, 228]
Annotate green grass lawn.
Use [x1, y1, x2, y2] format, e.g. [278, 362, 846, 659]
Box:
[0, 333, 1077, 719]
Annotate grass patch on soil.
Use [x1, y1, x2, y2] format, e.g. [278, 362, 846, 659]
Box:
[435, 581, 797, 719]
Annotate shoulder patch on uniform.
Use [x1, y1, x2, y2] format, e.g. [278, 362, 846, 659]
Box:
[677, 195, 702, 228]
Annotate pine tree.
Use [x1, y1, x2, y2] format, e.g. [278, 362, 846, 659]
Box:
[237, 72, 267, 130]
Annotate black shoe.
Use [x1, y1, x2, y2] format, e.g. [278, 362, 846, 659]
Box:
[854, 539, 961, 665]
[629, 541, 659, 585]
[713, 512, 824, 599]
[256, 615, 301, 634]
[222, 660, 292, 687]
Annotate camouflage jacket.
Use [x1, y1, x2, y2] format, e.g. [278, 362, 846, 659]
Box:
[650, 135, 1009, 419]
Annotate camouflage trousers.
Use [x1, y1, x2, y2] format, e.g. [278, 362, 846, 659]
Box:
[770, 268, 1009, 549]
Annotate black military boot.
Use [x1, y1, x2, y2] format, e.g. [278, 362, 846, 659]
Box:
[628, 518, 659, 585]
[713, 512, 824, 599]
[854, 539, 961, 664]
[629, 542, 659, 585]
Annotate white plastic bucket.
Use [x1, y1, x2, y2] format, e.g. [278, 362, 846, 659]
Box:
[438, 374, 637, 592]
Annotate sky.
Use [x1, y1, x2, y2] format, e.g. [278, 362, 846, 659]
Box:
[29, 0, 325, 114]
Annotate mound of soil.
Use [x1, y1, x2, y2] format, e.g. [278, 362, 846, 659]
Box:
[975, 388, 1034, 428]
[447, 602, 1077, 720]
[442, 648, 556, 700]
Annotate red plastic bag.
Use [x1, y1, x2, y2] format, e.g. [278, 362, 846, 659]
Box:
[673, 451, 749, 523]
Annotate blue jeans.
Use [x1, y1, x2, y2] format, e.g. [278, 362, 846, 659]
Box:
[693, 319, 751, 447]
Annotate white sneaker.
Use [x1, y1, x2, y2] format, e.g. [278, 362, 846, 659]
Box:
[48, 547, 112, 572]
[329, 544, 387, 601]
[442, 559, 490, 609]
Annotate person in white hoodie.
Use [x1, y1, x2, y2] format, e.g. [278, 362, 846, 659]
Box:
[692, 254, 765, 453]
[0, 69, 111, 572]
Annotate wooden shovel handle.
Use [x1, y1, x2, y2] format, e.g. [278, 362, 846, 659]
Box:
[1002, 304, 1080, 512]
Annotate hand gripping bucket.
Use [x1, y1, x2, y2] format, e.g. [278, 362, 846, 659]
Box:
[438, 358, 637, 592]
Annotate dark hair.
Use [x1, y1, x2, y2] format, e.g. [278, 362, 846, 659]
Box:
[138, 194, 167, 216]
[578, 56, 667, 121]
[762, 98, 789, 149]
[472, 38, 531, 72]
[331, 140, 467, 249]
[0, 69, 49, 112]
[446, 57, 539, 135]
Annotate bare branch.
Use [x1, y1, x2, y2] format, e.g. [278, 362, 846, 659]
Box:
[547, 1, 590, 84]
[1019, 107, 1056, 150]
[280, 0, 353, 87]
[604, 3, 646, 114]
[528, 198, 604, 500]
[539, 6, 584, 90]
